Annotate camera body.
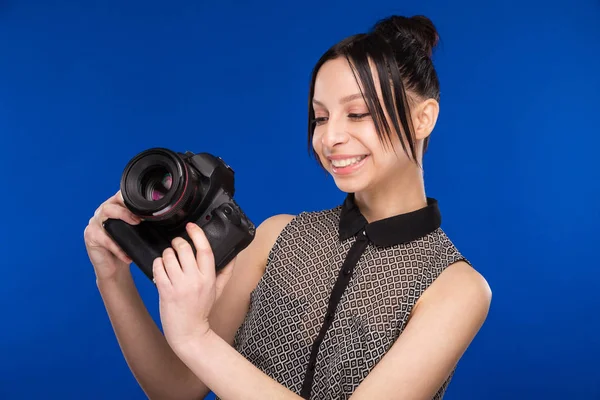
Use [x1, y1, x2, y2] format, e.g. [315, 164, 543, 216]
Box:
[103, 148, 256, 281]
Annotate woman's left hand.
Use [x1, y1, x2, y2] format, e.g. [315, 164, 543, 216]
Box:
[152, 222, 236, 352]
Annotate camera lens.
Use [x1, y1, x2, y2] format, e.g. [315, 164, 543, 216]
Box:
[119, 148, 205, 225]
[141, 167, 173, 201]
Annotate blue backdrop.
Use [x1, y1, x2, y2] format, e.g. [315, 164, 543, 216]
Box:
[1, 0, 598, 399]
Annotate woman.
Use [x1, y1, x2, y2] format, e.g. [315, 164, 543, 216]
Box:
[84, 14, 492, 400]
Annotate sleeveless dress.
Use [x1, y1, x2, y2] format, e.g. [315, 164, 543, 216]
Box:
[216, 194, 468, 400]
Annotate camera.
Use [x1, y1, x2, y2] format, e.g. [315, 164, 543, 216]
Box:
[103, 147, 256, 281]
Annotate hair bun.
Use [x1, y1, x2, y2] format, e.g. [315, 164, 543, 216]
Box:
[372, 15, 439, 57]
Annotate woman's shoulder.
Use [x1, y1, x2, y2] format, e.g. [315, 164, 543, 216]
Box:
[425, 227, 470, 267]
[256, 205, 342, 244]
[259, 205, 342, 235]
[413, 257, 492, 328]
[294, 204, 345, 225]
[252, 214, 297, 255]
[413, 228, 491, 321]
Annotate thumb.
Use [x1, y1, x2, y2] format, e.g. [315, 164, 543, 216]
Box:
[214, 258, 236, 299]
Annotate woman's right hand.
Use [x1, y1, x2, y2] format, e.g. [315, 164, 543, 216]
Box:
[84, 190, 143, 282]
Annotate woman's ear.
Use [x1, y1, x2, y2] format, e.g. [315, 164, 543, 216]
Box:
[413, 98, 439, 140]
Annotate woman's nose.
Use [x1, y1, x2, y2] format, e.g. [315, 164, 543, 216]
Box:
[321, 118, 349, 148]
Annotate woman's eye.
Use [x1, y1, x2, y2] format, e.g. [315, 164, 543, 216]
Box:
[312, 117, 328, 126]
[348, 113, 371, 121]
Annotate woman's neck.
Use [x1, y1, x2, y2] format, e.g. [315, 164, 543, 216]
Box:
[353, 166, 427, 223]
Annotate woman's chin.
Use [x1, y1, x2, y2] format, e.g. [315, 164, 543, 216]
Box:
[331, 175, 369, 194]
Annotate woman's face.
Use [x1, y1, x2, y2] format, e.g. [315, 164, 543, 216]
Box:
[311, 57, 419, 194]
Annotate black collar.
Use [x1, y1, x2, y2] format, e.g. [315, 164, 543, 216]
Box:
[338, 193, 442, 247]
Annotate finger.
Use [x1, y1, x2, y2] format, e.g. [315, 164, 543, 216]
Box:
[116, 190, 125, 204]
[96, 203, 142, 226]
[215, 258, 236, 299]
[186, 223, 215, 277]
[84, 224, 132, 264]
[152, 257, 171, 292]
[104, 190, 127, 207]
[113, 190, 141, 219]
[171, 237, 199, 276]
[100, 233, 133, 264]
[161, 247, 183, 284]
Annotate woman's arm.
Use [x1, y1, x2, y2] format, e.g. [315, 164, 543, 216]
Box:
[97, 273, 209, 400]
[349, 260, 492, 399]
[98, 213, 293, 400]
[167, 260, 490, 400]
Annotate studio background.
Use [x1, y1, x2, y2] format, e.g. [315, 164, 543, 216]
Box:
[0, 0, 598, 399]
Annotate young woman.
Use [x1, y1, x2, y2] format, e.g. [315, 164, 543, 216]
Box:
[84, 14, 491, 400]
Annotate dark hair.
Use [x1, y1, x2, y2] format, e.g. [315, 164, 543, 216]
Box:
[307, 15, 441, 168]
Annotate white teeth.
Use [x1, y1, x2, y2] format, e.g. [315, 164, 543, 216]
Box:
[331, 155, 366, 168]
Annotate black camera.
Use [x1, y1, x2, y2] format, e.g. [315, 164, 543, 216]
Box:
[103, 147, 256, 281]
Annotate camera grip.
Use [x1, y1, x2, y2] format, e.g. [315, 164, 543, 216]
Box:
[102, 202, 254, 281]
[103, 218, 167, 281]
[201, 202, 255, 271]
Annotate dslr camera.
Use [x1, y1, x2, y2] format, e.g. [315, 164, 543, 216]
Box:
[103, 147, 256, 281]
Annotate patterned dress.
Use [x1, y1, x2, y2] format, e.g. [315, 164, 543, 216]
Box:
[216, 194, 467, 399]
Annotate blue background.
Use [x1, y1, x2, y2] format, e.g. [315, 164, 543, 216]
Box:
[1, 0, 599, 399]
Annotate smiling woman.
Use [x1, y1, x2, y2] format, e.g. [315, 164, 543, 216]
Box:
[84, 13, 491, 400]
